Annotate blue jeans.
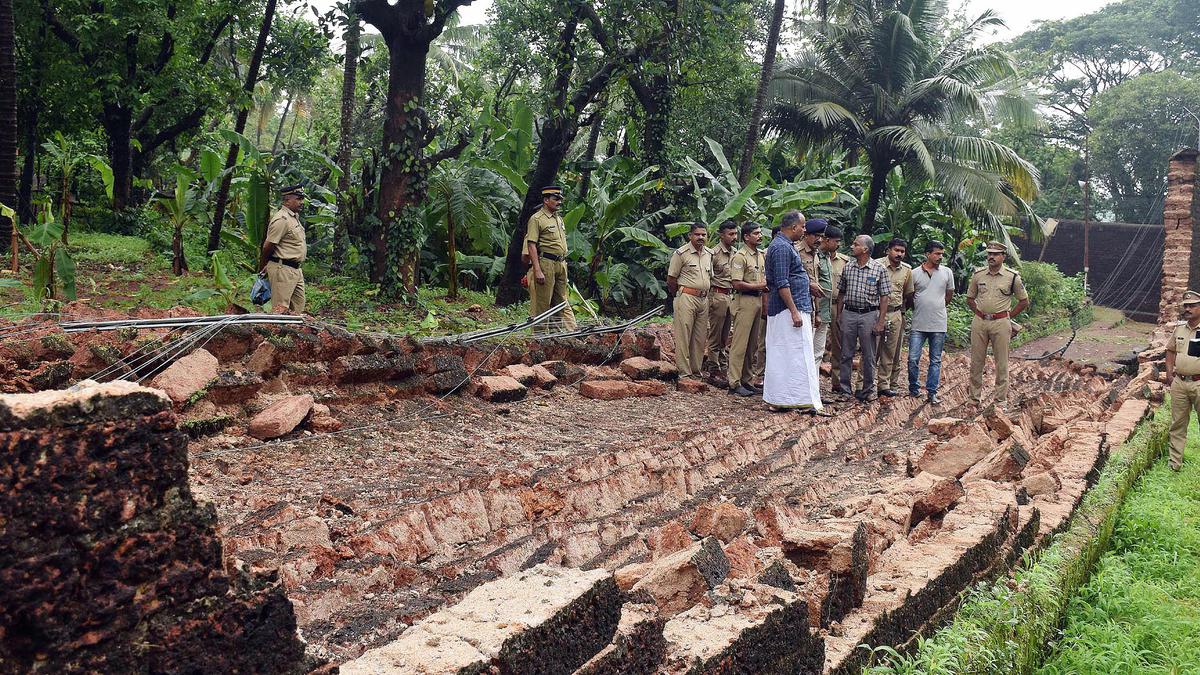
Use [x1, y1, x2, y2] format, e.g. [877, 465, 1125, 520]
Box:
[908, 330, 946, 396]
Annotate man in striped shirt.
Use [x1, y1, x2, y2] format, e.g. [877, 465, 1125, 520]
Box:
[837, 235, 892, 402]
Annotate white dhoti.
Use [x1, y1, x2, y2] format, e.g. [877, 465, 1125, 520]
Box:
[763, 311, 822, 410]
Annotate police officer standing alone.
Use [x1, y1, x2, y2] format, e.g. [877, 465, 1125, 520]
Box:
[1163, 290, 1200, 471]
[706, 221, 738, 374]
[260, 184, 308, 315]
[966, 241, 1029, 407]
[525, 185, 578, 332]
[876, 239, 914, 397]
[667, 223, 714, 379]
[727, 223, 767, 396]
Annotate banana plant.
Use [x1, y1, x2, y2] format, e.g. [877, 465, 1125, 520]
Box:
[41, 132, 84, 245]
[216, 129, 275, 273]
[155, 168, 204, 276]
[22, 203, 76, 301]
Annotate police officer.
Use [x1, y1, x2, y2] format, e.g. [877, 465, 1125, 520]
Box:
[820, 226, 851, 393]
[260, 184, 308, 314]
[525, 185, 577, 332]
[797, 219, 829, 371]
[705, 221, 738, 373]
[727, 223, 767, 396]
[876, 238, 914, 397]
[667, 223, 714, 379]
[966, 241, 1029, 406]
[1164, 290, 1200, 471]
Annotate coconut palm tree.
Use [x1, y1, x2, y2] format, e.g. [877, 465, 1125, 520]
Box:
[768, 0, 1040, 235]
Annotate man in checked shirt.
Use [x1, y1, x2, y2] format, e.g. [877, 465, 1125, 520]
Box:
[836, 234, 892, 402]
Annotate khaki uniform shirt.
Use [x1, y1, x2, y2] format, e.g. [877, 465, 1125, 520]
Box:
[967, 266, 1028, 314]
[266, 207, 307, 262]
[1167, 321, 1200, 375]
[711, 243, 735, 289]
[668, 244, 713, 291]
[524, 207, 568, 258]
[830, 252, 850, 290]
[731, 244, 766, 288]
[877, 257, 914, 310]
[797, 241, 820, 285]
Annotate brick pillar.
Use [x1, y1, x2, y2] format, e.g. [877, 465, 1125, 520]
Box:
[0, 382, 318, 673]
[1159, 147, 1200, 326]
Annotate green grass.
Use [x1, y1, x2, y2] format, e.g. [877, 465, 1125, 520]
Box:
[1037, 414, 1200, 675]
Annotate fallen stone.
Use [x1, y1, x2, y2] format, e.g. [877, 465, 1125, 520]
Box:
[690, 501, 749, 543]
[245, 342, 279, 376]
[620, 356, 662, 380]
[926, 417, 965, 437]
[1022, 471, 1059, 497]
[149, 348, 218, 404]
[648, 521, 695, 559]
[500, 363, 540, 386]
[962, 439, 1030, 483]
[757, 560, 797, 592]
[330, 354, 396, 384]
[982, 405, 1015, 440]
[781, 521, 868, 625]
[425, 368, 470, 395]
[341, 565, 621, 675]
[476, 375, 527, 403]
[580, 379, 642, 400]
[629, 537, 731, 615]
[205, 370, 264, 405]
[247, 395, 314, 440]
[529, 364, 558, 389]
[908, 473, 965, 527]
[677, 378, 709, 394]
[633, 380, 669, 397]
[723, 536, 763, 579]
[916, 424, 993, 478]
[583, 365, 628, 381]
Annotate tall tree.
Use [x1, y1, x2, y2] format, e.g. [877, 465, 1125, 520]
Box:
[737, 0, 785, 185]
[0, 0, 16, 249]
[355, 0, 474, 297]
[206, 0, 277, 253]
[332, 3, 360, 273]
[769, 0, 1040, 233]
[41, 0, 235, 210]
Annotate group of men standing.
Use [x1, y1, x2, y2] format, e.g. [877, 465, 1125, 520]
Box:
[666, 209, 1030, 413]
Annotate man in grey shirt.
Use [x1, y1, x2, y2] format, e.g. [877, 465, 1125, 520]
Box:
[908, 240, 955, 403]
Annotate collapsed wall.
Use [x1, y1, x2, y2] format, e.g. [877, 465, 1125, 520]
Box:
[0, 382, 316, 673]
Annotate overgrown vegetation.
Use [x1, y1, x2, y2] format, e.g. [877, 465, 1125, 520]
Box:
[863, 406, 1169, 674]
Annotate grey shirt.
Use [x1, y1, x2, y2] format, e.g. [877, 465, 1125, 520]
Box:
[911, 264, 954, 332]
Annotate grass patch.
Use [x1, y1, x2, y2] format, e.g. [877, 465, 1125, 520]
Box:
[1037, 416, 1200, 674]
[864, 404, 1168, 674]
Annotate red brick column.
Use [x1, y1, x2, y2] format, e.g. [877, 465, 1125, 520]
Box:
[1159, 148, 1200, 326]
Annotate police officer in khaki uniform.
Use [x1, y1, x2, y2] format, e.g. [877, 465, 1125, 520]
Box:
[876, 238, 914, 396]
[705, 221, 738, 373]
[820, 226, 851, 392]
[667, 223, 714, 378]
[525, 185, 577, 332]
[1164, 290, 1200, 471]
[727, 223, 767, 396]
[260, 184, 308, 314]
[966, 241, 1029, 406]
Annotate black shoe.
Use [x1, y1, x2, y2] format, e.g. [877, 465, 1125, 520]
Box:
[928, 393, 942, 404]
[732, 385, 755, 397]
[856, 391, 877, 402]
[880, 389, 898, 397]
[749, 384, 763, 394]
[909, 390, 922, 398]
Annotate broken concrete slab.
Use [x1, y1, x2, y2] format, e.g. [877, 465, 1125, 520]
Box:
[341, 565, 620, 675]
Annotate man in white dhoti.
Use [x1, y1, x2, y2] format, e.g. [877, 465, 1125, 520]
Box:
[763, 210, 827, 415]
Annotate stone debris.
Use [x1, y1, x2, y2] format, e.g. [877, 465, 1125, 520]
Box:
[475, 375, 527, 402]
[916, 423, 994, 478]
[247, 394, 314, 440]
[622, 538, 731, 615]
[148, 347, 218, 404]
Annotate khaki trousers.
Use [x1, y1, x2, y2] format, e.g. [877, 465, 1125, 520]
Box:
[673, 292, 709, 377]
[876, 310, 905, 391]
[527, 259, 577, 333]
[812, 320, 830, 371]
[1168, 378, 1199, 470]
[969, 315, 1011, 403]
[830, 305, 844, 391]
[727, 295, 765, 389]
[705, 290, 732, 370]
[267, 261, 306, 314]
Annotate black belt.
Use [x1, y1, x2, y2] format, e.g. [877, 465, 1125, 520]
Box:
[540, 252, 564, 262]
[845, 304, 878, 313]
[270, 257, 301, 269]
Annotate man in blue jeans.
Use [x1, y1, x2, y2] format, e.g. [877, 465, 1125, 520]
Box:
[908, 241, 955, 403]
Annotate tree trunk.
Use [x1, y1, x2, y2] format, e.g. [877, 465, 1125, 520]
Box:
[578, 106, 603, 202]
[272, 92, 293, 154]
[372, 39, 430, 296]
[0, 0, 16, 252]
[206, 0, 277, 254]
[737, 0, 785, 186]
[172, 219, 188, 275]
[102, 105, 135, 211]
[446, 194, 457, 300]
[17, 112, 35, 224]
[333, 11, 360, 274]
[861, 159, 891, 235]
